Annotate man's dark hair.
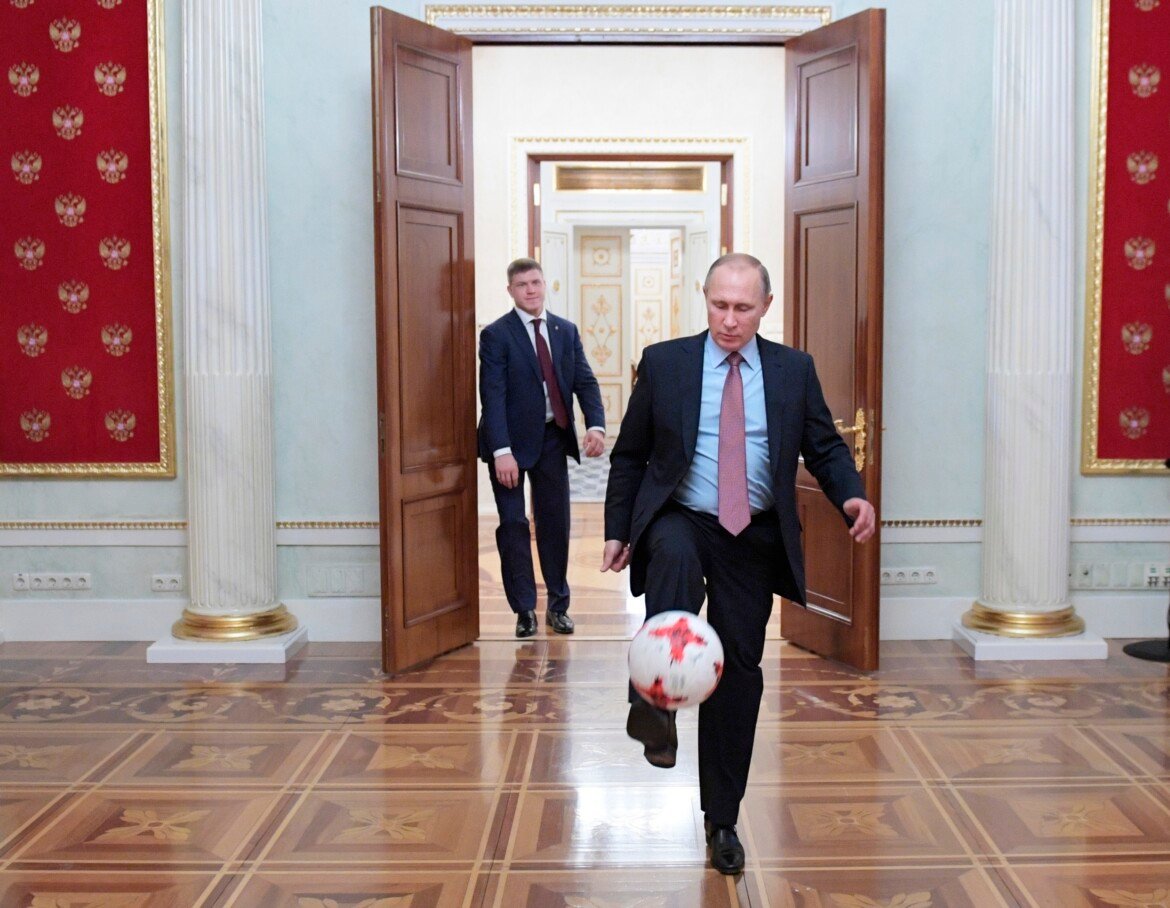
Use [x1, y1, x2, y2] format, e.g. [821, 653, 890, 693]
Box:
[703, 253, 771, 298]
[507, 257, 543, 283]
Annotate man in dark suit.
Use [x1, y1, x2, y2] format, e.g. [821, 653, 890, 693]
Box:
[601, 253, 875, 874]
[479, 257, 607, 638]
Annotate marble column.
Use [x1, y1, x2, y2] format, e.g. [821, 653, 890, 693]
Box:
[157, 0, 299, 652]
[959, 0, 1100, 653]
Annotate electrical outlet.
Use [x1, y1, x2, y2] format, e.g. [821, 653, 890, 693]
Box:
[306, 564, 379, 597]
[880, 566, 938, 586]
[20, 572, 92, 591]
[151, 573, 183, 592]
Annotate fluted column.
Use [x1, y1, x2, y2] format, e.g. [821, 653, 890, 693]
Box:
[173, 0, 295, 641]
[962, 0, 1081, 638]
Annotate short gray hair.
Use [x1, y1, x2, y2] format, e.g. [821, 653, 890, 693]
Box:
[703, 253, 771, 298]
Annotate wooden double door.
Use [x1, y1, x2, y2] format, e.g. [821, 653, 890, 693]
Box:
[370, 9, 886, 673]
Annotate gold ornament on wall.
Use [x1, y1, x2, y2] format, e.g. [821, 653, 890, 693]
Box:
[11, 150, 42, 184]
[54, 193, 86, 227]
[93, 62, 126, 96]
[8, 62, 39, 96]
[1135, 0, 1160, 11]
[17, 324, 47, 357]
[58, 281, 89, 313]
[52, 105, 83, 139]
[49, 18, 81, 52]
[61, 367, 93, 399]
[98, 236, 130, 270]
[104, 409, 136, 442]
[1129, 63, 1160, 97]
[1121, 322, 1152, 354]
[101, 323, 132, 356]
[10, 0, 37, 9]
[14, 236, 44, 269]
[1126, 151, 1158, 184]
[20, 410, 50, 442]
[96, 0, 124, 8]
[1120, 406, 1150, 439]
[96, 148, 128, 183]
[1124, 236, 1155, 269]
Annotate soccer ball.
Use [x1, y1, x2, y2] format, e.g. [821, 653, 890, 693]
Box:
[628, 610, 724, 710]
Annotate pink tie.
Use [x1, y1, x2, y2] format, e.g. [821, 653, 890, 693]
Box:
[718, 351, 750, 536]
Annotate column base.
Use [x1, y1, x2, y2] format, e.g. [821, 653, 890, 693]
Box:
[953, 621, 1106, 661]
[171, 604, 297, 641]
[147, 625, 308, 664]
[962, 602, 1084, 637]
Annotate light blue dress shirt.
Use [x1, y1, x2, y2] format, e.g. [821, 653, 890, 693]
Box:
[672, 334, 774, 516]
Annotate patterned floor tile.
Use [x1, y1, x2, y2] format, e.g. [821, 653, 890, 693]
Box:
[741, 785, 974, 865]
[0, 871, 220, 907]
[506, 787, 704, 868]
[260, 789, 499, 866]
[748, 725, 922, 785]
[493, 869, 739, 907]
[0, 729, 140, 784]
[908, 725, 1132, 782]
[227, 870, 476, 907]
[0, 788, 70, 856]
[103, 730, 329, 787]
[757, 865, 1014, 907]
[9, 788, 284, 867]
[314, 728, 517, 788]
[954, 783, 1170, 858]
[1086, 724, 1170, 778]
[1000, 861, 1170, 907]
[527, 727, 699, 788]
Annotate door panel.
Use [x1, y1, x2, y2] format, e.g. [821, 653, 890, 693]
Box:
[371, 8, 478, 673]
[782, 9, 885, 671]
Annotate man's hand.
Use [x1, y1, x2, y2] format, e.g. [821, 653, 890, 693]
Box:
[843, 498, 876, 542]
[494, 453, 520, 489]
[583, 429, 605, 458]
[600, 539, 631, 573]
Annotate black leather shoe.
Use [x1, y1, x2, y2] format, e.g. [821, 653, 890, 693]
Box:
[515, 610, 537, 638]
[705, 821, 745, 875]
[546, 610, 575, 634]
[625, 700, 677, 768]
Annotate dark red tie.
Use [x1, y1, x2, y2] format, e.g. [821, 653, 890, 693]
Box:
[718, 351, 750, 536]
[532, 318, 569, 429]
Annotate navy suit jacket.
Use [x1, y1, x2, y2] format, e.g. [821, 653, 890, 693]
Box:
[477, 309, 606, 468]
[604, 331, 865, 604]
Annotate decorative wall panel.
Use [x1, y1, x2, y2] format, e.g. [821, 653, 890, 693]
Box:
[1083, 0, 1169, 472]
[1, 0, 172, 476]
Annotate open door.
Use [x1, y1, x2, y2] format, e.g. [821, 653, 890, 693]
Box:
[780, 9, 885, 671]
[371, 9, 478, 673]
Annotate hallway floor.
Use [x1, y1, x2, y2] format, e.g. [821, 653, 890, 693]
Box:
[0, 504, 1166, 905]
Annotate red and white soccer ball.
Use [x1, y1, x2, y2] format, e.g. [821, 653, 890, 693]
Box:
[628, 610, 724, 710]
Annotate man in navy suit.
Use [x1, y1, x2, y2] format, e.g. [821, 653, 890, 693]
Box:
[601, 253, 876, 874]
[479, 257, 607, 638]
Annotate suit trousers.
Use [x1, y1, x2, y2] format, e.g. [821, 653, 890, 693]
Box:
[488, 423, 572, 614]
[636, 502, 780, 826]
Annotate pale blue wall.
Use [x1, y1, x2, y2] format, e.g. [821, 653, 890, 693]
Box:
[2, 1, 1166, 620]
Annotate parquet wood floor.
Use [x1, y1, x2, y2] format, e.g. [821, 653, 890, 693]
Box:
[0, 504, 1166, 905]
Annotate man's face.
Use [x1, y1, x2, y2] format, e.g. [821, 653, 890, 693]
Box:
[705, 264, 772, 352]
[507, 269, 546, 315]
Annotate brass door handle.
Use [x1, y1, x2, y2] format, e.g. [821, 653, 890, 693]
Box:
[833, 408, 867, 472]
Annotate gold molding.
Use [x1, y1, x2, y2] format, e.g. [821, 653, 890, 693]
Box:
[426, 4, 832, 34]
[171, 604, 297, 642]
[961, 603, 1085, 638]
[276, 521, 381, 530]
[0, 0, 174, 478]
[1081, 0, 1163, 474]
[1070, 517, 1170, 526]
[880, 519, 983, 529]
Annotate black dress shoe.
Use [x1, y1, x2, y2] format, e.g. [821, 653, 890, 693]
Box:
[546, 610, 575, 634]
[515, 610, 537, 638]
[705, 821, 745, 875]
[625, 699, 677, 768]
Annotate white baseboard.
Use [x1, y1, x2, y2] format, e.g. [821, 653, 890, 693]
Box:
[1, 594, 1165, 644]
[0, 597, 382, 642]
[880, 592, 1170, 640]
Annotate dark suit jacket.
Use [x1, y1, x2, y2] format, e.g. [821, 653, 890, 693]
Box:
[604, 331, 865, 604]
[477, 309, 606, 468]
